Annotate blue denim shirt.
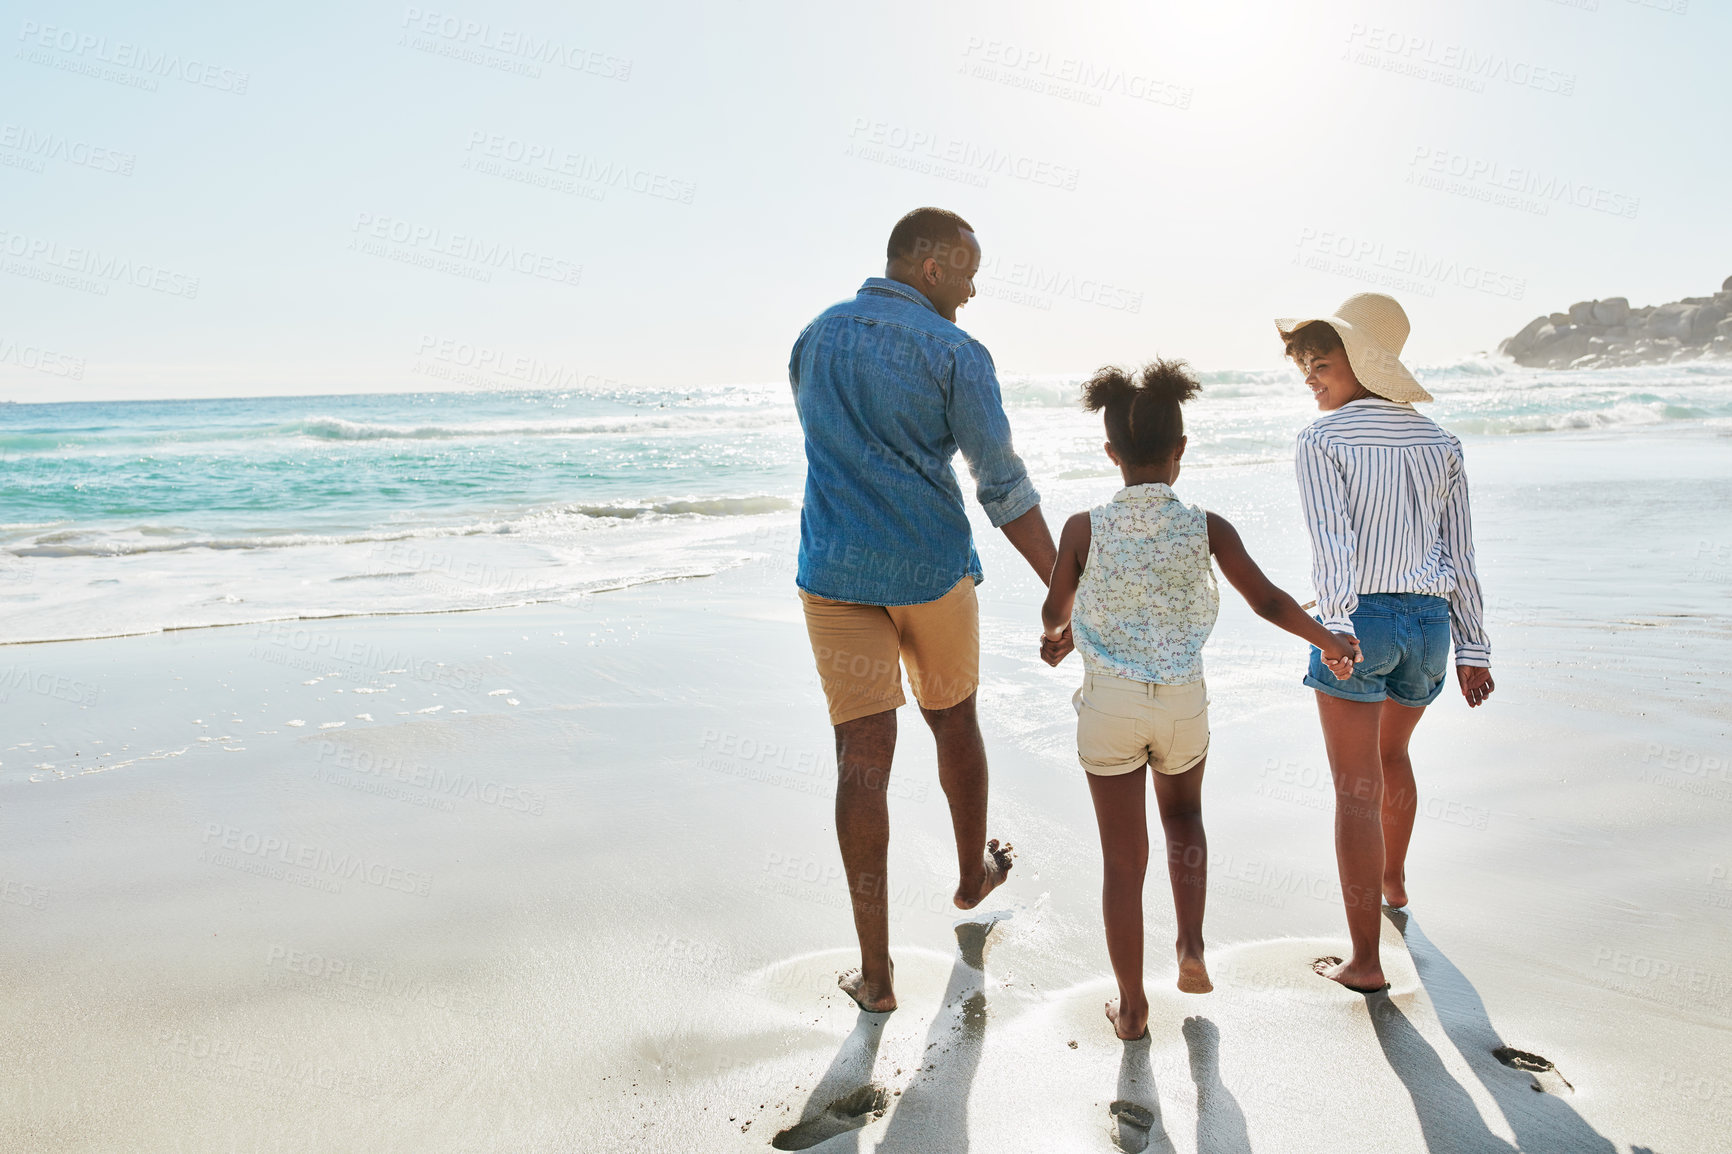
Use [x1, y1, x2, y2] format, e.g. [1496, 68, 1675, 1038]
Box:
[789, 278, 1039, 606]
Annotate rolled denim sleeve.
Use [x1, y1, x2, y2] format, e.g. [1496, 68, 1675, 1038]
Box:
[946, 340, 1038, 527]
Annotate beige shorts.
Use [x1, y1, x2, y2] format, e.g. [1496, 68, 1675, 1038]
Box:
[1073, 672, 1210, 776]
[799, 578, 979, 726]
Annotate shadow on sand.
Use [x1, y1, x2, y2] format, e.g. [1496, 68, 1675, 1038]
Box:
[1182, 1016, 1252, 1154]
[769, 1011, 889, 1152]
[1378, 907, 1623, 1154]
[1109, 1034, 1174, 1154]
[774, 917, 1004, 1154]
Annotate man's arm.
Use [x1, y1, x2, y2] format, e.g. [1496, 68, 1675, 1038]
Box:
[946, 341, 1043, 567]
[1003, 504, 1059, 588]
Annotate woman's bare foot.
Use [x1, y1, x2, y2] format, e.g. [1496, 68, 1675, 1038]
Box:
[1382, 870, 1408, 909]
[954, 838, 1015, 910]
[1176, 953, 1213, 994]
[838, 967, 896, 1013]
[1105, 997, 1149, 1041]
[1312, 955, 1388, 994]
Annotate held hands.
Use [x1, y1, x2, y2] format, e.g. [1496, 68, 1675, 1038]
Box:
[1457, 665, 1495, 708]
[1318, 631, 1361, 681]
[1039, 625, 1074, 667]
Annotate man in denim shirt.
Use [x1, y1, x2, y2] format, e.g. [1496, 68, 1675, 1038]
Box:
[790, 207, 1059, 1012]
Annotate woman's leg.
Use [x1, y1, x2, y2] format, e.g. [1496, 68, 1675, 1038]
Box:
[1151, 757, 1211, 993]
[1315, 692, 1388, 990]
[1377, 700, 1427, 907]
[1086, 765, 1151, 1039]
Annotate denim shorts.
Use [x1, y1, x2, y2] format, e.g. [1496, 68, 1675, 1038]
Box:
[1304, 593, 1450, 707]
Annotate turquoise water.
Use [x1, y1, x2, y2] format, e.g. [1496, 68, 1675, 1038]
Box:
[3, 359, 1730, 642]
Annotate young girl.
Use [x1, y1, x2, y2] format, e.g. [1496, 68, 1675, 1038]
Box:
[1040, 360, 1359, 1041]
[1277, 294, 1493, 995]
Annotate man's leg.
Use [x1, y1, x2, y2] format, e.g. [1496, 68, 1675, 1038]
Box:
[1086, 764, 1150, 1038]
[834, 708, 899, 1012]
[1315, 691, 1388, 990]
[800, 590, 908, 1014]
[921, 693, 1013, 910]
[1377, 699, 1427, 908]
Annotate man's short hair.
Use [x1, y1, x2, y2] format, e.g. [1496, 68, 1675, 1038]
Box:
[887, 207, 974, 264]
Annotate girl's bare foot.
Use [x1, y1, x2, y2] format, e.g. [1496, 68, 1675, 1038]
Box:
[1105, 997, 1148, 1041]
[1382, 871, 1408, 908]
[954, 838, 1014, 910]
[1312, 955, 1388, 994]
[1176, 954, 1213, 994]
[838, 967, 896, 1013]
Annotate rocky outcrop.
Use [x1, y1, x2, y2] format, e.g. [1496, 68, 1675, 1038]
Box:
[1499, 275, 1732, 369]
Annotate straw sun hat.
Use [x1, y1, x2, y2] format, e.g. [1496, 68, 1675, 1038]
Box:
[1275, 293, 1432, 404]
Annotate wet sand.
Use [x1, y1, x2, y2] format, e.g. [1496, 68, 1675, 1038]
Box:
[2, 429, 1728, 1152]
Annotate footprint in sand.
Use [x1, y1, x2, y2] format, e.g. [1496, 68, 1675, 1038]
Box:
[1494, 1046, 1575, 1095]
[770, 1083, 889, 1150]
[1108, 1100, 1160, 1153]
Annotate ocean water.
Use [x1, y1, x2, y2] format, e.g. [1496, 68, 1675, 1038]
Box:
[3, 359, 1730, 645]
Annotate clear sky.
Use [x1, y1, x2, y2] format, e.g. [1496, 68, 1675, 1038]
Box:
[2, 0, 1728, 401]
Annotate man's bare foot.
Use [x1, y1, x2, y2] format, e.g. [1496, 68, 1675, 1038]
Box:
[1176, 954, 1213, 994]
[1105, 998, 1148, 1041]
[838, 967, 896, 1013]
[954, 838, 1014, 910]
[1312, 955, 1388, 994]
[1383, 872, 1408, 908]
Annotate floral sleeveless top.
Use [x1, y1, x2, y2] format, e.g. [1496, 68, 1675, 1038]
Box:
[1072, 483, 1218, 684]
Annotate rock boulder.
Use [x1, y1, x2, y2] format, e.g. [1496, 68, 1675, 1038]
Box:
[1500, 277, 1732, 368]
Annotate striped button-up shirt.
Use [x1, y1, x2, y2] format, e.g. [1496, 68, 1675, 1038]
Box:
[1295, 397, 1490, 667]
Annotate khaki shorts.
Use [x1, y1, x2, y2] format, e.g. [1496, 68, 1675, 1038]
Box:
[799, 578, 979, 725]
[1073, 672, 1209, 776]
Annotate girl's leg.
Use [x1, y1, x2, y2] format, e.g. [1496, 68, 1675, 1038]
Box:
[1151, 756, 1211, 993]
[1377, 700, 1427, 907]
[1315, 692, 1388, 991]
[1086, 765, 1151, 1039]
